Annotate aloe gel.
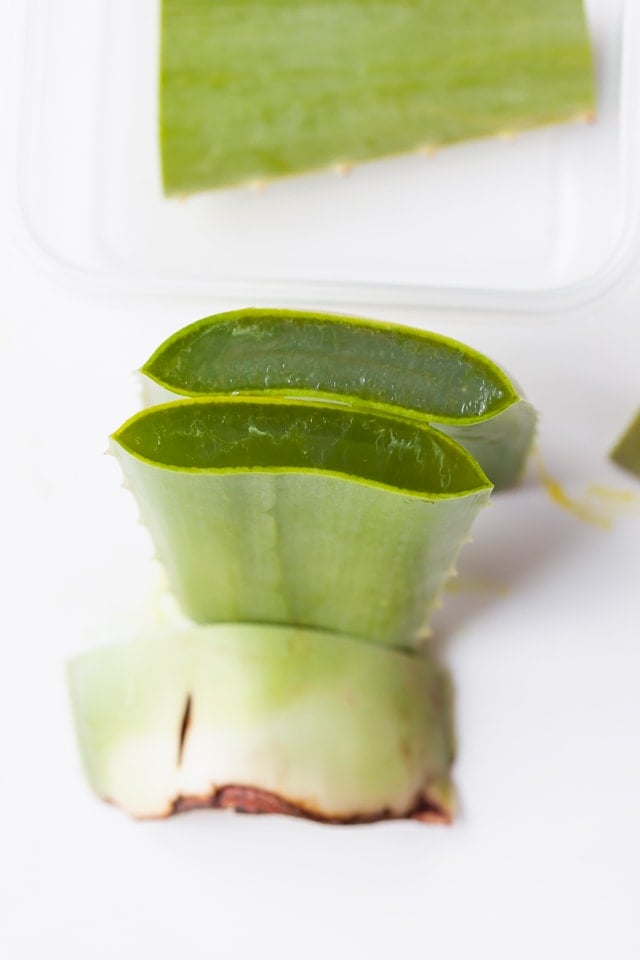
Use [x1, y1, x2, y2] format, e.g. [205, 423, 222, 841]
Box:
[140, 308, 536, 489]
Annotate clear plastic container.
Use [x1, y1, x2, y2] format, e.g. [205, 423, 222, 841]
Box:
[17, 0, 640, 311]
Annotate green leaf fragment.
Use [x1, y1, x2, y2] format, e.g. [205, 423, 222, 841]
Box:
[141, 308, 536, 489]
[112, 398, 491, 648]
[67, 624, 454, 822]
[610, 410, 640, 480]
[160, 0, 595, 193]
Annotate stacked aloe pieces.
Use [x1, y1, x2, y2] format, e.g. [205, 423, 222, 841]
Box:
[68, 310, 536, 823]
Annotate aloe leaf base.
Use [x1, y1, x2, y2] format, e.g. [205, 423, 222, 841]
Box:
[68, 625, 454, 823]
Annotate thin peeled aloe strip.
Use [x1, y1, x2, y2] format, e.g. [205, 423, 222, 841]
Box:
[67, 624, 454, 822]
[112, 397, 491, 648]
[160, 0, 594, 193]
[140, 308, 536, 489]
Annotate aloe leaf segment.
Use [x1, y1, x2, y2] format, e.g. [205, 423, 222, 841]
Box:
[140, 308, 536, 488]
[160, 0, 594, 193]
[67, 625, 454, 822]
[112, 398, 491, 647]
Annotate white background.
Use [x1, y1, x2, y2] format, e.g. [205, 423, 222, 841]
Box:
[2, 1, 640, 957]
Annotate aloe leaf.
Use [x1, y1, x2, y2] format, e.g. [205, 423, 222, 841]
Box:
[160, 0, 594, 193]
[111, 397, 491, 648]
[67, 625, 454, 822]
[610, 410, 640, 480]
[140, 308, 536, 489]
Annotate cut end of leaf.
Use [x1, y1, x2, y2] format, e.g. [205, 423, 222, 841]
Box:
[112, 395, 491, 499]
[138, 309, 537, 489]
[140, 308, 519, 423]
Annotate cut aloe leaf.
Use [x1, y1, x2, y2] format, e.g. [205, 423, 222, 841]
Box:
[160, 0, 594, 193]
[610, 410, 640, 480]
[67, 625, 454, 822]
[112, 398, 491, 648]
[140, 308, 536, 489]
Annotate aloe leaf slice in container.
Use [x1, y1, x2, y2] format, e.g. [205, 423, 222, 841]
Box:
[140, 308, 536, 490]
[160, 0, 594, 193]
[111, 397, 491, 648]
[67, 625, 454, 822]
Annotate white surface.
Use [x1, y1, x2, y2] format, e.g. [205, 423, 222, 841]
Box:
[2, 2, 640, 958]
[16, 0, 640, 310]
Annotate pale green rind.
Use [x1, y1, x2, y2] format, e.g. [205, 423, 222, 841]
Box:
[160, 0, 595, 193]
[114, 451, 488, 646]
[67, 625, 454, 821]
[112, 399, 490, 647]
[436, 400, 537, 491]
[139, 309, 537, 489]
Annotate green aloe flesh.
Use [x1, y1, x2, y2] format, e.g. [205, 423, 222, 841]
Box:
[112, 398, 491, 648]
[160, 0, 594, 193]
[610, 410, 640, 480]
[67, 625, 454, 821]
[140, 308, 536, 490]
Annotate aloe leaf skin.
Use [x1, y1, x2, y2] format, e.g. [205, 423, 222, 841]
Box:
[112, 398, 491, 648]
[610, 410, 640, 480]
[140, 308, 535, 489]
[437, 400, 537, 491]
[67, 625, 454, 822]
[160, 0, 594, 193]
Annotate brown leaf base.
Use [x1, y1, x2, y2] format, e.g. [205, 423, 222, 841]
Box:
[166, 784, 452, 825]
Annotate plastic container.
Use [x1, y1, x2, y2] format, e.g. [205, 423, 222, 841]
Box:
[17, 0, 640, 311]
